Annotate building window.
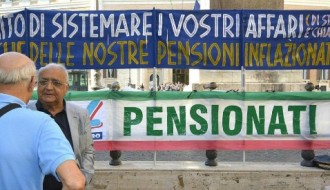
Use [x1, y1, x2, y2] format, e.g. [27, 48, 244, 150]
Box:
[316, 69, 330, 80]
[302, 69, 310, 80]
[322, 69, 329, 80]
[173, 69, 189, 85]
[68, 71, 88, 91]
[103, 69, 117, 78]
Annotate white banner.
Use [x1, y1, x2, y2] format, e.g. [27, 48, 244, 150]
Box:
[70, 97, 330, 150]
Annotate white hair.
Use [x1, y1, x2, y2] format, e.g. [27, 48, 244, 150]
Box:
[38, 63, 69, 82]
[0, 61, 36, 84]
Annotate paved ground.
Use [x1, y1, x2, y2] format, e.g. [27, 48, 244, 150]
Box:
[95, 150, 329, 163]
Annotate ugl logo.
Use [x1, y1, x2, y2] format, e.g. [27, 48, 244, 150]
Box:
[87, 100, 103, 129]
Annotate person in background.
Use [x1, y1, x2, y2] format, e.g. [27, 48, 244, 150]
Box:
[28, 63, 94, 190]
[0, 52, 85, 190]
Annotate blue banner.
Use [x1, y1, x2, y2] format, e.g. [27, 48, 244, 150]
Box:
[243, 10, 330, 70]
[0, 9, 329, 70]
[156, 10, 241, 70]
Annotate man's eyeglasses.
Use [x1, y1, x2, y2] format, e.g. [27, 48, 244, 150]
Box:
[38, 79, 67, 87]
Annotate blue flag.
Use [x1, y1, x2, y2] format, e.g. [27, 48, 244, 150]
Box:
[193, 0, 200, 10]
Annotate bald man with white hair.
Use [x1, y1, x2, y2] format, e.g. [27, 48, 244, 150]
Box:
[0, 52, 85, 190]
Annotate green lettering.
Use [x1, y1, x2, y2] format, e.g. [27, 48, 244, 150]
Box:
[211, 105, 219, 134]
[288, 105, 306, 134]
[167, 106, 186, 136]
[247, 106, 265, 135]
[190, 104, 208, 135]
[223, 106, 242, 136]
[309, 105, 317, 134]
[268, 106, 287, 135]
[124, 107, 143, 136]
[147, 107, 163, 136]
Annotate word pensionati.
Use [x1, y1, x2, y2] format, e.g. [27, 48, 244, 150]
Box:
[123, 104, 317, 137]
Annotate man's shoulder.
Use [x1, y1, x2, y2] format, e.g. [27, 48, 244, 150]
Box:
[66, 101, 88, 115]
[66, 101, 85, 110]
[16, 105, 53, 123]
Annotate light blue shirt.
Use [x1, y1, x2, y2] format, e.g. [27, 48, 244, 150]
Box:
[0, 93, 76, 190]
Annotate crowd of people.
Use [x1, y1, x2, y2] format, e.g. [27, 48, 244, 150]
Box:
[158, 82, 185, 91]
[138, 82, 186, 91]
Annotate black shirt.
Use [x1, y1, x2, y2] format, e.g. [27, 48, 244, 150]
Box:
[36, 100, 73, 190]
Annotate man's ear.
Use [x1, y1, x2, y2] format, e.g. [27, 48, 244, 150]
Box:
[65, 82, 69, 92]
[28, 76, 36, 92]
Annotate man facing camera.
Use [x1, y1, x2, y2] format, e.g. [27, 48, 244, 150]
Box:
[28, 63, 94, 190]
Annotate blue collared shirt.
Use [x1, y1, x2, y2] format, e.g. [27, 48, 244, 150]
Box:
[0, 93, 76, 190]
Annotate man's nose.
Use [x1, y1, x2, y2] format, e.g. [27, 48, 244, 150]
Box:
[45, 81, 55, 88]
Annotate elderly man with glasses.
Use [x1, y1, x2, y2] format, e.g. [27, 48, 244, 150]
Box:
[28, 63, 95, 190]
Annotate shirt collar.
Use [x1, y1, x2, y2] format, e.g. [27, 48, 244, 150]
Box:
[36, 99, 67, 114]
[0, 93, 27, 108]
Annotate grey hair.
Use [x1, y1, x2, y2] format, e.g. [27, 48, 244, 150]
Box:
[38, 63, 69, 82]
[0, 61, 36, 84]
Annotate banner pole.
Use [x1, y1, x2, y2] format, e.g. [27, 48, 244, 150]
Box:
[241, 66, 246, 165]
[154, 151, 157, 166]
[153, 67, 157, 90]
[240, 9, 246, 165]
[153, 66, 157, 165]
[152, 8, 157, 165]
[241, 66, 245, 92]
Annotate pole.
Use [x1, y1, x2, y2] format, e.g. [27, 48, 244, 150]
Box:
[241, 66, 246, 164]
